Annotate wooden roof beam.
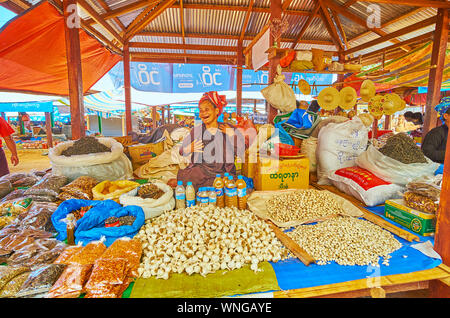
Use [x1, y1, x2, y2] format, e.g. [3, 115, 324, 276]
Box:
[131, 52, 236, 62]
[349, 7, 426, 43]
[346, 30, 436, 62]
[126, 0, 177, 40]
[135, 31, 336, 46]
[361, 0, 450, 9]
[317, 1, 344, 51]
[77, 0, 124, 46]
[179, 0, 186, 62]
[93, 0, 125, 31]
[129, 42, 238, 52]
[85, 2, 313, 25]
[243, 0, 299, 55]
[343, 0, 358, 8]
[331, 9, 350, 51]
[323, 0, 411, 51]
[290, 3, 321, 49]
[239, 0, 255, 42]
[345, 15, 436, 55]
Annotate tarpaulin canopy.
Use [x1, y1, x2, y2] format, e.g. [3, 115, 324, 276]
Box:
[0, 1, 120, 96]
[344, 42, 450, 93]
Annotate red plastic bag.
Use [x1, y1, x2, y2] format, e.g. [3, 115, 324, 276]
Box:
[280, 50, 296, 68]
[236, 117, 257, 148]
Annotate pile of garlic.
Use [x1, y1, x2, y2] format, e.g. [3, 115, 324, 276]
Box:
[135, 205, 287, 279]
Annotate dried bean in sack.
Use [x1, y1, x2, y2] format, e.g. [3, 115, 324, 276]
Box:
[46, 265, 92, 298]
[0, 271, 30, 298]
[16, 264, 66, 297]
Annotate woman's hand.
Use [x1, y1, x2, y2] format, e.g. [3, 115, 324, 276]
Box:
[219, 124, 235, 138]
[183, 139, 204, 155]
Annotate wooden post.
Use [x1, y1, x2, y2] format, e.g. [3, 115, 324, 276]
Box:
[430, 125, 450, 297]
[167, 106, 171, 125]
[63, 0, 85, 140]
[422, 8, 448, 138]
[268, 0, 282, 124]
[253, 99, 257, 114]
[161, 106, 165, 125]
[236, 41, 243, 116]
[123, 42, 133, 135]
[152, 107, 157, 129]
[334, 53, 345, 115]
[45, 112, 53, 148]
[384, 115, 391, 130]
[371, 118, 378, 140]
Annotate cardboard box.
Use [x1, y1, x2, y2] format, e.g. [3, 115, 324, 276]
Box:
[242, 150, 258, 180]
[254, 156, 309, 191]
[384, 199, 435, 236]
[128, 142, 164, 164]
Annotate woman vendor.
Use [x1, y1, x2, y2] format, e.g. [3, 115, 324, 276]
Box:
[177, 91, 248, 190]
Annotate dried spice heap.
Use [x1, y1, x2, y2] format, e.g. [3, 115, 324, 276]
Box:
[379, 133, 427, 164]
[61, 136, 111, 156]
[137, 183, 165, 199]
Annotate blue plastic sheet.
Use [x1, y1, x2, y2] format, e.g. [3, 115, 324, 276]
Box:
[270, 206, 441, 291]
[285, 109, 314, 129]
[435, 164, 444, 175]
[274, 122, 294, 145]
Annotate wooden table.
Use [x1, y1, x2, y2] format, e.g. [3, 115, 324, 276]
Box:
[278, 178, 450, 298]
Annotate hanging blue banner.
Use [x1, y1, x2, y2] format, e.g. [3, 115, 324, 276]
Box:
[290, 73, 334, 94]
[0, 101, 53, 112]
[234, 69, 269, 92]
[108, 62, 173, 92]
[131, 62, 173, 92]
[173, 64, 233, 93]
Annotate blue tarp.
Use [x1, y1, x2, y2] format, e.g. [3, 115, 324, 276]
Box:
[270, 205, 441, 291]
[0, 101, 53, 112]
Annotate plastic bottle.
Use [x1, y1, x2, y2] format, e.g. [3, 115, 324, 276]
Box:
[223, 173, 230, 187]
[66, 213, 76, 245]
[213, 174, 225, 208]
[208, 187, 217, 206]
[197, 187, 209, 207]
[225, 176, 238, 208]
[236, 175, 248, 210]
[186, 182, 196, 207]
[175, 181, 186, 210]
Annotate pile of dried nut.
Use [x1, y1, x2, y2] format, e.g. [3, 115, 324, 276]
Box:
[135, 206, 287, 279]
[266, 189, 347, 224]
[286, 216, 402, 266]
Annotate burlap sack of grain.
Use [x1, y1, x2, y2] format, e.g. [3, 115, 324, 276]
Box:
[246, 189, 363, 228]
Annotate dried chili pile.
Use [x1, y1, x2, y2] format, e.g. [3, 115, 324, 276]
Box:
[137, 183, 165, 199]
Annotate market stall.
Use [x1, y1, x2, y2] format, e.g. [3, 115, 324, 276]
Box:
[0, 0, 449, 299]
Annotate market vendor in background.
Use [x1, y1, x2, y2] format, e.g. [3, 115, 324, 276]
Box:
[421, 97, 450, 164]
[177, 91, 248, 190]
[0, 116, 19, 177]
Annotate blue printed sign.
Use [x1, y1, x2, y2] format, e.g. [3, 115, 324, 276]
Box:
[173, 64, 233, 93]
[131, 62, 173, 92]
[234, 69, 269, 92]
[0, 101, 54, 112]
[290, 73, 334, 94]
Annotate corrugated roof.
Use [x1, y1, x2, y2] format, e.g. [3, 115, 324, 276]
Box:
[7, 0, 444, 65]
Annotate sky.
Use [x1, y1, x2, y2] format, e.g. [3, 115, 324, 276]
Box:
[0, 7, 15, 28]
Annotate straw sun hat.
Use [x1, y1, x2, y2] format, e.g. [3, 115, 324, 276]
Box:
[382, 93, 402, 115]
[338, 86, 357, 110]
[360, 80, 376, 102]
[297, 79, 311, 95]
[317, 87, 339, 110]
[368, 95, 384, 117]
